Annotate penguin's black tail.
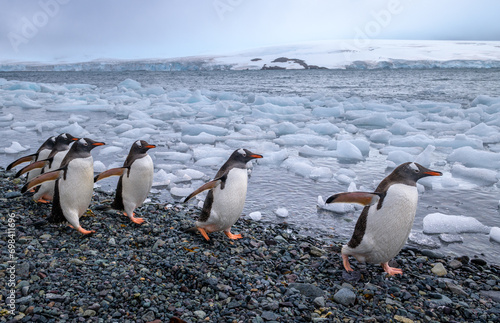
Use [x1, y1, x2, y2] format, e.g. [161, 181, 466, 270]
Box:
[185, 226, 198, 233]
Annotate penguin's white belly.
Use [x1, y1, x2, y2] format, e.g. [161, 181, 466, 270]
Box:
[203, 168, 248, 232]
[59, 157, 94, 227]
[122, 156, 154, 209]
[27, 149, 51, 181]
[35, 150, 68, 200]
[344, 184, 418, 264]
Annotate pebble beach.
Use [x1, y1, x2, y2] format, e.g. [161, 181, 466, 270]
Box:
[0, 168, 499, 323]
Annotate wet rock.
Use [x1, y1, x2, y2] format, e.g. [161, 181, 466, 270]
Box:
[289, 283, 324, 298]
[333, 288, 356, 306]
[431, 263, 447, 276]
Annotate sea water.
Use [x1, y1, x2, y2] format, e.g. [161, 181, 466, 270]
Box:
[1, 69, 499, 264]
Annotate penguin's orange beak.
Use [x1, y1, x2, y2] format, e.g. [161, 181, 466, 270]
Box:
[424, 170, 442, 176]
[250, 154, 263, 159]
[145, 144, 156, 149]
[92, 142, 106, 146]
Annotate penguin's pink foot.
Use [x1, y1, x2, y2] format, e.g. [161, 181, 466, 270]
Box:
[381, 262, 403, 276]
[342, 254, 354, 272]
[36, 198, 51, 204]
[198, 227, 210, 241]
[125, 212, 144, 224]
[224, 230, 243, 240]
[76, 227, 95, 235]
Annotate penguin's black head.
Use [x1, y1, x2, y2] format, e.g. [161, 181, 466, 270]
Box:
[38, 136, 57, 152]
[131, 140, 156, 155]
[56, 133, 79, 145]
[393, 162, 442, 185]
[231, 148, 263, 164]
[74, 138, 106, 153]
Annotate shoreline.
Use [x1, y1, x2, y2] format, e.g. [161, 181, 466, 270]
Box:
[0, 168, 499, 322]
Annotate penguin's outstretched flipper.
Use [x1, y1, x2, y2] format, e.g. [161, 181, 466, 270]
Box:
[21, 170, 62, 194]
[94, 167, 126, 182]
[326, 192, 383, 206]
[183, 176, 224, 203]
[6, 154, 36, 171]
[15, 159, 49, 178]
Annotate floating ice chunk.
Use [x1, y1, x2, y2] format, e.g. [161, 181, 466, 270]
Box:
[64, 83, 96, 90]
[448, 146, 500, 169]
[181, 124, 228, 136]
[152, 169, 172, 187]
[6, 82, 41, 92]
[93, 160, 106, 173]
[170, 186, 193, 197]
[281, 157, 315, 177]
[435, 134, 483, 149]
[176, 169, 205, 180]
[388, 119, 418, 135]
[13, 95, 42, 109]
[414, 145, 435, 167]
[3, 141, 29, 154]
[99, 146, 123, 156]
[317, 195, 354, 213]
[0, 113, 14, 122]
[112, 124, 134, 134]
[490, 227, 500, 243]
[387, 150, 414, 165]
[187, 90, 210, 103]
[307, 122, 340, 135]
[182, 132, 217, 145]
[423, 213, 490, 234]
[465, 123, 500, 143]
[349, 139, 370, 156]
[156, 152, 192, 163]
[68, 114, 90, 123]
[119, 79, 142, 90]
[298, 146, 336, 158]
[352, 112, 392, 128]
[59, 122, 89, 137]
[369, 130, 392, 143]
[195, 157, 225, 167]
[274, 207, 289, 218]
[439, 173, 460, 188]
[451, 164, 499, 186]
[439, 233, 463, 243]
[257, 149, 288, 166]
[47, 103, 111, 112]
[471, 95, 500, 107]
[390, 134, 433, 147]
[336, 140, 364, 161]
[310, 167, 333, 182]
[408, 232, 440, 249]
[121, 128, 157, 139]
[270, 122, 299, 135]
[274, 134, 329, 146]
[312, 105, 343, 118]
[248, 211, 262, 221]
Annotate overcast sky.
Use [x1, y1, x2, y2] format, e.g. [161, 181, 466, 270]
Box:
[1, 0, 500, 63]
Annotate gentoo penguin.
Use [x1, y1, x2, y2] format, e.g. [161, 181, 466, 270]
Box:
[16, 133, 78, 203]
[21, 138, 105, 234]
[7, 136, 56, 182]
[326, 162, 442, 276]
[94, 140, 156, 224]
[184, 148, 263, 241]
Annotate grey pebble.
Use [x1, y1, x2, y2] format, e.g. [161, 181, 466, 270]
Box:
[333, 288, 356, 306]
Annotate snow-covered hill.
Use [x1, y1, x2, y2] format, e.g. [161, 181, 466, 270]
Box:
[1, 39, 500, 71]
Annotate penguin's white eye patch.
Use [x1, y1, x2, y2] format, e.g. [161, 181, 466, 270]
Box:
[409, 162, 419, 172]
[238, 148, 246, 156]
[135, 140, 141, 147]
